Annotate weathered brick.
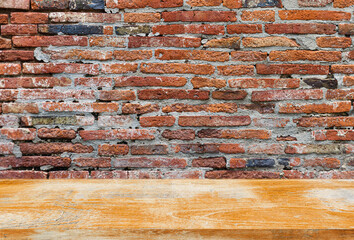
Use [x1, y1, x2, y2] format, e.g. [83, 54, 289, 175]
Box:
[39, 24, 103, 35]
[187, 0, 222, 6]
[284, 170, 315, 179]
[229, 78, 299, 88]
[74, 77, 112, 87]
[0, 128, 36, 140]
[89, 36, 125, 47]
[122, 103, 159, 115]
[212, 90, 248, 100]
[303, 78, 337, 89]
[141, 63, 214, 75]
[246, 159, 275, 168]
[0, 77, 70, 89]
[49, 171, 89, 179]
[229, 158, 247, 168]
[42, 102, 119, 113]
[49, 12, 121, 23]
[1, 24, 37, 35]
[162, 129, 195, 140]
[131, 145, 168, 155]
[230, 51, 267, 61]
[163, 103, 237, 113]
[241, 10, 275, 22]
[313, 130, 354, 141]
[247, 144, 285, 154]
[223, 0, 242, 8]
[192, 157, 226, 169]
[197, 129, 271, 139]
[298, 0, 332, 7]
[113, 50, 152, 61]
[0, 116, 18, 127]
[79, 129, 155, 141]
[2, 103, 39, 113]
[106, 0, 183, 8]
[205, 171, 280, 179]
[152, 24, 225, 35]
[101, 64, 138, 74]
[20, 143, 93, 155]
[0, 37, 12, 49]
[0, 64, 21, 75]
[179, 116, 251, 127]
[253, 118, 290, 128]
[318, 171, 354, 179]
[98, 90, 136, 101]
[116, 25, 150, 35]
[0, 171, 47, 179]
[0, 90, 18, 101]
[124, 13, 160, 23]
[243, 37, 299, 48]
[265, 23, 336, 35]
[19, 89, 95, 100]
[32, 0, 105, 10]
[252, 89, 323, 102]
[191, 77, 227, 88]
[338, 24, 354, 35]
[285, 144, 345, 154]
[256, 64, 329, 75]
[112, 157, 187, 168]
[344, 76, 354, 86]
[0, 143, 14, 155]
[140, 116, 175, 127]
[333, 0, 354, 7]
[227, 24, 262, 34]
[98, 116, 133, 127]
[279, 102, 352, 114]
[0, 50, 34, 61]
[0, 14, 7, 24]
[204, 37, 240, 49]
[295, 117, 354, 127]
[74, 158, 111, 168]
[242, 0, 282, 7]
[155, 49, 229, 62]
[23, 63, 99, 75]
[98, 144, 129, 156]
[331, 65, 354, 74]
[128, 36, 200, 48]
[38, 128, 76, 139]
[13, 36, 87, 47]
[217, 65, 254, 76]
[326, 89, 354, 100]
[279, 10, 351, 21]
[0, 0, 29, 9]
[162, 11, 237, 22]
[0, 156, 71, 168]
[269, 50, 341, 62]
[116, 76, 186, 87]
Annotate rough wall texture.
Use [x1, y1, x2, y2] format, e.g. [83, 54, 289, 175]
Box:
[0, 0, 353, 179]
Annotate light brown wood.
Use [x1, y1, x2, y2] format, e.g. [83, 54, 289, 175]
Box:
[0, 180, 353, 239]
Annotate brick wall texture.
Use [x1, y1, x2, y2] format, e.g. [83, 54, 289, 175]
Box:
[0, 0, 353, 179]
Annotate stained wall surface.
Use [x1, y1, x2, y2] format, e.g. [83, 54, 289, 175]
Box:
[0, 0, 353, 179]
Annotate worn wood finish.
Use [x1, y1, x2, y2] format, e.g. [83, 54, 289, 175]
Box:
[0, 180, 353, 239]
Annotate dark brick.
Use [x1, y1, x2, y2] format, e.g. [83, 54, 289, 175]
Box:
[246, 159, 275, 168]
[39, 25, 103, 35]
[70, 0, 105, 10]
[303, 78, 337, 89]
[243, 0, 282, 7]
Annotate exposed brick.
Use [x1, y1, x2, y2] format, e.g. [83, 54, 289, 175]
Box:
[1, 24, 37, 36]
[0, 15, 7, 24]
[162, 129, 195, 140]
[284, 170, 315, 179]
[20, 143, 93, 155]
[333, 0, 354, 7]
[140, 116, 175, 127]
[279, 10, 350, 21]
[0, 37, 12, 49]
[247, 144, 285, 154]
[187, 0, 222, 6]
[253, 118, 290, 128]
[49, 171, 89, 179]
[89, 36, 125, 47]
[0, 128, 36, 140]
[153, 24, 225, 35]
[318, 171, 354, 179]
[155, 49, 229, 62]
[252, 89, 323, 102]
[338, 24, 354, 35]
[197, 129, 271, 139]
[74, 158, 111, 168]
[0, 0, 29, 9]
[295, 117, 354, 127]
[106, 0, 183, 8]
[229, 78, 299, 88]
[0, 50, 34, 61]
[0, 156, 71, 168]
[313, 130, 354, 141]
[79, 129, 155, 141]
[269, 50, 341, 62]
[344, 76, 354, 86]
[38, 128, 76, 139]
[298, 0, 332, 7]
[227, 24, 262, 34]
[44, 49, 112, 61]
[2, 103, 38, 114]
[192, 157, 226, 169]
[128, 36, 200, 48]
[179, 116, 251, 127]
[191, 77, 227, 88]
[229, 158, 247, 168]
[23, 63, 99, 75]
[326, 89, 354, 100]
[243, 37, 299, 48]
[163, 103, 237, 113]
[212, 90, 248, 100]
[241, 10, 275, 22]
[131, 145, 168, 155]
[0, 143, 14, 155]
[265, 23, 336, 35]
[141, 62, 215, 74]
[331, 65, 354, 74]
[122, 103, 159, 115]
[124, 13, 160, 23]
[205, 171, 280, 179]
[231, 51, 267, 61]
[112, 157, 187, 168]
[217, 65, 254, 76]
[279, 102, 352, 114]
[0, 171, 47, 179]
[204, 37, 240, 49]
[285, 144, 344, 154]
[13, 36, 87, 47]
[256, 64, 329, 75]
[0, 77, 70, 89]
[42, 102, 119, 113]
[49, 12, 121, 23]
[98, 144, 129, 156]
[101, 64, 138, 74]
[0, 64, 21, 75]
[162, 11, 237, 22]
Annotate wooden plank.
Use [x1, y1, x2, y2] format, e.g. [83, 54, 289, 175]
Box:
[0, 180, 353, 239]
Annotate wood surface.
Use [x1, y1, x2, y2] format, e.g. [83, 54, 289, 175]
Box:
[0, 180, 353, 239]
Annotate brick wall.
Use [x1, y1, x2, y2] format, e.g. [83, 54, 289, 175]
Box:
[0, 0, 353, 179]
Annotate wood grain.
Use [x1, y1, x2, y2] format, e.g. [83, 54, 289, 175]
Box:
[0, 180, 353, 239]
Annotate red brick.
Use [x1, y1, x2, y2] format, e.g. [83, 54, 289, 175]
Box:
[197, 129, 271, 139]
[313, 130, 354, 141]
[205, 171, 280, 179]
[152, 24, 225, 35]
[124, 13, 160, 23]
[326, 89, 354, 100]
[0, 171, 47, 179]
[140, 116, 175, 127]
[217, 65, 254, 76]
[0, 0, 29, 9]
[0, 77, 70, 88]
[318, 171, 354, 179]
[0, 64, 21, 75]
[20, 143, 93, 155]
[0, 50, 34, 61]
[0, 14, 8, 24]
[12, 12, 46, 24]
[303, 158, 341, 169]
[295, 117, 354, 127]
[344, 76, 354, 86]
[223, 0, 242, 8]
[23, 63, 99, 75]
[106, 0, 183, 8]
[122, 103, 159, 115]
[49, 12, 121, 23]
[155, 49, 229, 62]
[284, 170, 315, 179]
[231, 51, 267, 61]
[74, 158, 111, 168]
[279, 10, 350, 21]
[131, 145, 168, 155]
[331, 65, 354, 74]
[187, 0, 222, 6]
[316, 37, 352, 48]
[243, 37, 299, 48]
[191, 77, 227, 88]
[0, 37, 11, 49]
[212, 90, 247, 100]
[219, 144, 245, 154]
[49, 171, 89, 179]
[99, 90, 136, 101]
[162, 129, 195, 140]
[89, 36, 125, 47]
[179, 116, 251, 127]
[338, 24, 354, 35]
[91, 171, 127, 179]
[257, 64, 329, 75]
[98, 144, 129, 156]
[277, 136, 297, 141]
[79, 129, 155, 141]
[113, 50, 152, 61]
[1, 24, 37, 35]
[229, 78, 299, 89]
[0, 143, 14, 155]
[333, 0, 354, 7]
[192, 157, 226, 169]
[38, 128, 76, 139]
[0, 90, 18, 101]
[44, 49, 113, 61]
[0, 156, 71, 168]
[101, 63, 138, 74]
[141, 63, 214, 75]
[115, 76, 186, 87]
[280, 102, 352, 114]
[229, 158, 247, 168]
[13, 36, 87, 47]
[265, 23, 336, 34]
[227, 24, 262, 34]
[269, 50, 341, 62]
[241, 10, 275, 22]
[0, 128, 36, 140]
[252, 89, 323, 102]
[112, 157, 187, 168]
[163, 103, 237, 113]
[138, 89, 209, 100]
[128, 36, 200, 48]
[42, 102, 119, 113]
[204, 37, 240, 49]
[174, 143, 220, 154]
[162, 11, 237, 22]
